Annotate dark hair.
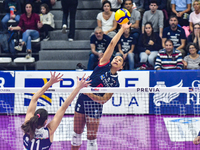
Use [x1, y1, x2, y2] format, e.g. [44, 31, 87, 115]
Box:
[41, 3, 50, 14]
[165, 39, 174, 46]
[24, 2, 33, 14]
[21, 108, 48, 140]
[102, 1, 112, 11]
[192, 23, 200, 41]
[143, 22, 156, 46]
[150, 0, 158, 5]
[124, 0, 133, 3]
[169, 15, 178, 21]
[186, 42, 199, 53]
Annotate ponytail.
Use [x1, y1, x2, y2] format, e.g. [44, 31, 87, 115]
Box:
[21, 108, 48, 140]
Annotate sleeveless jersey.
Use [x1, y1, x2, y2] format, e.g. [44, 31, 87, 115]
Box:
[23, 127, 52, 150]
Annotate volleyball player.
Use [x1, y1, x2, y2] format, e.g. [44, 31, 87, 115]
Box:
[71, 23, 132, 150]
[22, 72, 90, 150]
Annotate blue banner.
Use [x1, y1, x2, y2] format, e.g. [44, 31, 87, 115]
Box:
[0, 71, 15, 113]
[149, 70, 200, 114]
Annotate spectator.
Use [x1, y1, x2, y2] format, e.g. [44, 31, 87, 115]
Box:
[97, 1, 117, 38]
[155, 39, 183, 70]
[39, 3, 55, 41]
[142, 0, 164, 39]
[132, 0, 144, 13]
[162, 15, 186, 57]
[189, 0, 200, 32]
[9, 3, 41, 59]
[183, 43, 200, 69]
[117, 27, 135, 70]
[61, 0, 78, 41]
[188, 23, 200, 51]
[171, 0, 191, 26]
[124, 0, 141, 40]
[87, 27, 111, 70]
[1, 0, 21, 30]
[138, 22, 162, 68]
[25, 0, 55, 12]
[101, 0, 123, 10]
[144, 0, 167, 11]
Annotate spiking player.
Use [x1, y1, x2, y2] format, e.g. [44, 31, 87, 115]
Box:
[22, 72, 90, 150]
[71, 23, 132, 150]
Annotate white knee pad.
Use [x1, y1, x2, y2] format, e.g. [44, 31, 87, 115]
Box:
[87, 139, 97, 150]
[71, 131, 82, 146]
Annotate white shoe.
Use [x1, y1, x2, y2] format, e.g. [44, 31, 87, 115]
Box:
[14, 45, 22, 51]
[68, 38, 74, 42]
[62, 24, 67, 33]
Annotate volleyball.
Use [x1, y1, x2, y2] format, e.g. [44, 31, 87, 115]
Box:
[115, 8, 131, 25]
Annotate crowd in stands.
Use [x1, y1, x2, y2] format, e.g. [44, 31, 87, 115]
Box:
[89, 0, 200, 70]
[1, 0, 200, 70]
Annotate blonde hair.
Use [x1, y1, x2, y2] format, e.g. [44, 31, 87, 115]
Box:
[193, 0, 200, 7]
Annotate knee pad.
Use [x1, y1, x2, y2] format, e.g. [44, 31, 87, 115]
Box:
[87, 139, 97, 150]
[71, 131, 82, 146]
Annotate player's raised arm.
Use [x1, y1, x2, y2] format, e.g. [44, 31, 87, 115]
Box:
[24, 72, 63, 123]
[99, 23, 132, 65]
[47, 74, 91, 135]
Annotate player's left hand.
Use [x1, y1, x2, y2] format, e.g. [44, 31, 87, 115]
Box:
[121, 23, 132, 30]
[77, 74, 91, 89]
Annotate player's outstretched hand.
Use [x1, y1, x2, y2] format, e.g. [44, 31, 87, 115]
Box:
[121, 23, 132, 29]
[77, 74, 91, 89]
[193, 136, 200, 145]
[49, 71, 63, 84]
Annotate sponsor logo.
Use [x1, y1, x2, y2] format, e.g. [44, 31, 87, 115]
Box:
[153, 80, 183, 106]
[91, 88, 99, 91]
[137, 88, 160, 92]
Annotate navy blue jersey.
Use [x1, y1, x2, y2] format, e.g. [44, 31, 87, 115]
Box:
[90, 34, 111, 53]
[89, 61, 119, 88]
[23, 127, 52, 150]
[118, 34, 136, 53]
[75, 62, 120, 117]
[162, 26, 186, 49]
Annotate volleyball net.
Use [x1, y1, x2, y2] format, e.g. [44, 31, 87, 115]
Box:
[0, 87, 200, 150]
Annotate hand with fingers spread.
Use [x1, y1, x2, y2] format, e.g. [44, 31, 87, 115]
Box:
[76, 74, 91, 90]
[49, 71, 63, 84]
[193, 136, 200, 145]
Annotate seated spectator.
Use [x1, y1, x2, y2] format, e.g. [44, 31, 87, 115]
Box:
[138, 22, 162, 68]
[1, 0, 21, 31]
[97, 1, 117, 38]
[142, 0, 164, 38]
[124, 0, 141, 41]
[87, 27, 111, 70]
[25, 0, 55, 13]
[155, 39, 183, 70]
[116, 27, 135, 70]
[101, 0, 123, 10]
[188, 23, 200, 51]
[39, 3, 55, 41]
[183, 43, 200, 69]
[9, 3, 42, 59]
[162, 15, 186, 57]
[171, 0, 191, 26]
[144, 0, 167, 11]
[189, 0, 200, 32]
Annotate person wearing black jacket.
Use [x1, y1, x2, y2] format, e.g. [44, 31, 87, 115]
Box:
[1, 0, 21, 30]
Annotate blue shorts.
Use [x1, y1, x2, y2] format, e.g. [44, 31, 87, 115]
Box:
[75, 93, 103, 119]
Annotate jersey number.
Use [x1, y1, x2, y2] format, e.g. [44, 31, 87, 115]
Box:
[31, 139, 40, 150]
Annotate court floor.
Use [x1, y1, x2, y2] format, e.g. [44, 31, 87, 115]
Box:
[0, 114, 200, 150]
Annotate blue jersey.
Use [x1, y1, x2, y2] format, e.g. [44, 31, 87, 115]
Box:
[23, 127, 52, 150]
[89, 61, 120, 88]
